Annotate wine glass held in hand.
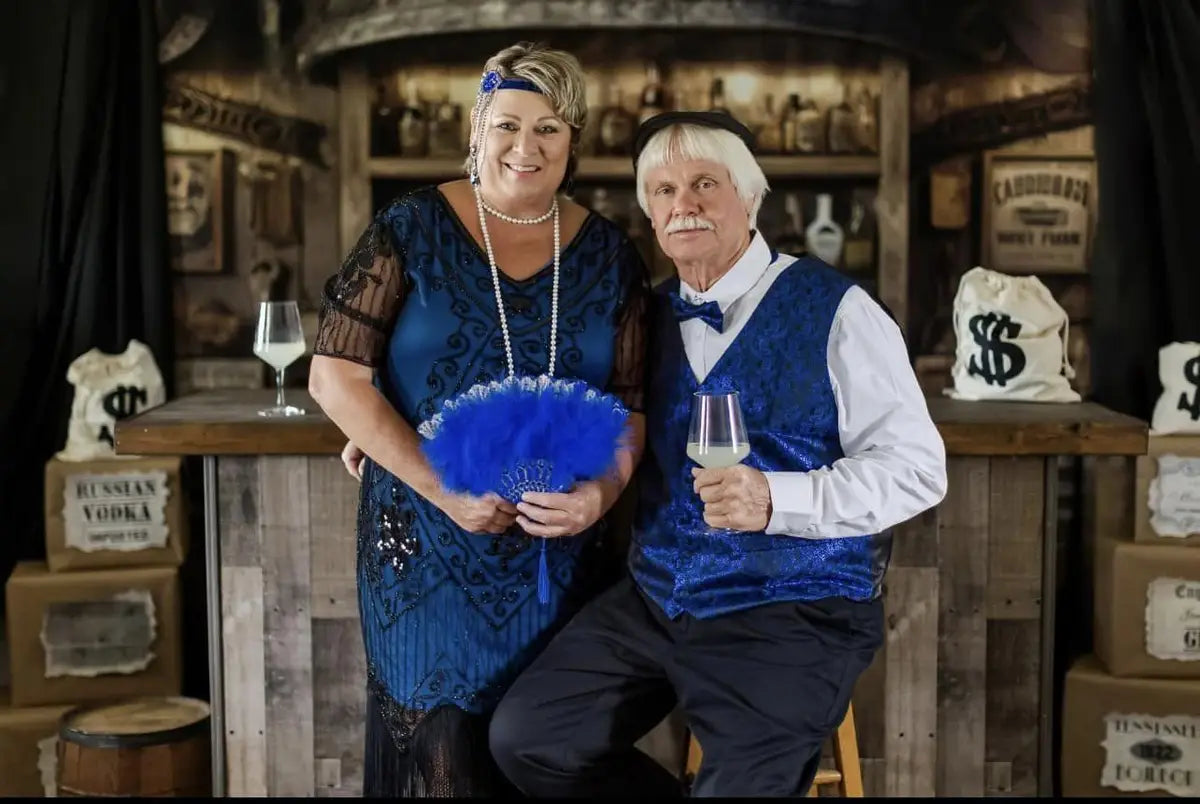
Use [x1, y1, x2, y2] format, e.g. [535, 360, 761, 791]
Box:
[687, 390, 750, 469]
[253, 300, 307, 417]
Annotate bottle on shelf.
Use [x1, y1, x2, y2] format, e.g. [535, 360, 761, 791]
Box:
[851, 84, 880, 154]
[780, 93, 801, 154]
[708, 77, 729, 116]
[426, 94, 462, 158]
[805, 193, 844, 267]
[370, 81, 399, 157]
[795, 95, 825, 154]
[774, 192, 807, 256]
[755, 93, 782, 154]
[638, 62, 667, 125]
[597, 86, 636, 156]
[841, 191, 876, 274]
[827, 82, 857, 154]
[397, 78, 428, 157]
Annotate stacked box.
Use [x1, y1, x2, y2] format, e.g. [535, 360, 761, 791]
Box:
[1062, 656, 1200, 798]
[1064, 433, 1200, 796]
[0, 690, 73, 797]
[4, 562, 182, 707]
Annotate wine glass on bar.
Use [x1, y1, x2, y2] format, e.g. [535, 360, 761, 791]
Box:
[253, 300, 307, 417]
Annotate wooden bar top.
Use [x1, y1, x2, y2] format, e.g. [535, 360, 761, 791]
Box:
[114, 389, 1149, 457]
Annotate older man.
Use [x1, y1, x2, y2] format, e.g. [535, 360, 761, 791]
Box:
[489, 111, 947, 797]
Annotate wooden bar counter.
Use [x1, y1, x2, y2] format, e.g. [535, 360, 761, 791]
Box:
[115, 389, 1147, 798]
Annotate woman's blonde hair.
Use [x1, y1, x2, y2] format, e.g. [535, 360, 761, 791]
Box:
[465, 42, 588, 189]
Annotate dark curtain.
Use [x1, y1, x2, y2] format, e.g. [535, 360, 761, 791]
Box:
[1090, 0, 1200, 419]
[0, 0, 173, 600]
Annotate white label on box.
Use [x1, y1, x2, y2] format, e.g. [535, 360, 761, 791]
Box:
[37, 736, 57, 797]
[40, 589, 157, 678]
[1149, 456, 1200, 537]
[62, 469, 170, 552]
[1102, 712, 1200, 796]
[1146, 578, 1200, 660]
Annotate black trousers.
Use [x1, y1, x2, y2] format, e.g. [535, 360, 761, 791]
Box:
[490, 574, 884, 797]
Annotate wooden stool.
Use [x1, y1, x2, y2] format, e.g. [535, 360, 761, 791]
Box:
[683, 702, 863, 797]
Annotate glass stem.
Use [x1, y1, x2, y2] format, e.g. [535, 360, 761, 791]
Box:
[275, 368, 285, 408]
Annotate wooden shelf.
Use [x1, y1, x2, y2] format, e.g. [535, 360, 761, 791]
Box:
[367, 154, 881, 181]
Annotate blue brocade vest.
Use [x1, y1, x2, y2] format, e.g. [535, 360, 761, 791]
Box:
[630, 256, 893, 619]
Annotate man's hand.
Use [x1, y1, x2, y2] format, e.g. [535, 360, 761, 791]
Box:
[515, 481, 607, 538]
[692, 465, 772, 531]
[435, 491, 519, 535]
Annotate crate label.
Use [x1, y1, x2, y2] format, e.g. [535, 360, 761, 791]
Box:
[40, 590, 157, 678]
[1146, 578, 1200, 661]
[1102, 712, 1200, 796]
[62, 470, 169, 552]
[1149, 456, 1200, 537]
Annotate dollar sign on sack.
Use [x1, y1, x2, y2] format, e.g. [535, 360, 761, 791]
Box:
[1178, 354, 1200, 421]
[967, 312, 1026, 387]
[97, 384, 149, 447]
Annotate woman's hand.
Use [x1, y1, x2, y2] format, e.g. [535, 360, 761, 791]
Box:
[515, 481, 608, 538]
[435, 490, 519, 535]
[341, 440, 366, 481]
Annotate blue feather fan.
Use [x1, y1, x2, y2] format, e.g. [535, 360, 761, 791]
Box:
[417, 375, 630, 505]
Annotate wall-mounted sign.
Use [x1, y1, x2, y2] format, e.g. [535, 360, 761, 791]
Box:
[982, 151, 1096, 274]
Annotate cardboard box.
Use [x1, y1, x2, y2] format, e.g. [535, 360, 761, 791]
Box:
[0, 690, 72, 797]
[43, 455, 187, 572]
[1135, 435, 1200, 546]
[1095, 537, 1200, 677]
[1062, 655, 1200, 798]
[4, 562, 181, 707]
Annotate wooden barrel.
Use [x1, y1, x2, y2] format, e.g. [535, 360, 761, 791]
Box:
[56, 696, 211, 797]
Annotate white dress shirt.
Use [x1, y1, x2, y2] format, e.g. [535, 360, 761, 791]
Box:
[677, 232, 948, 539]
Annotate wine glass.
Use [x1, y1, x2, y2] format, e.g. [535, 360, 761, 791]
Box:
[253, 300, 307, 417]
[687, 391, 750, 469]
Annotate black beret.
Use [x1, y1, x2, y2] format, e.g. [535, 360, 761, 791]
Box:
[631, 111, 757, 168]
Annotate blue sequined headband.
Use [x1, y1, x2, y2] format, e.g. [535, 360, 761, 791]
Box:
[479, 70, 544, 95]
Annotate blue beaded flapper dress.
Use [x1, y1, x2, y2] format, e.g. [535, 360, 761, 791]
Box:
[313, 186, 647, 796]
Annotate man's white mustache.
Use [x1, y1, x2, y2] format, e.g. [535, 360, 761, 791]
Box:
[665, 216, 715, 234]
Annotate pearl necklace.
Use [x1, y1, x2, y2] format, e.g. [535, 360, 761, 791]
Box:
[480, 196, 555, 225]
[472, 185, 560, 378]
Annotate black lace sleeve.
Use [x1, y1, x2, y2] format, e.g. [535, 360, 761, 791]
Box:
[608, 242, 650, 413]
[313, 219, 408, 367]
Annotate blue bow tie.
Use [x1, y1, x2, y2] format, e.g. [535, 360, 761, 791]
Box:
[668, 292, 724, 332]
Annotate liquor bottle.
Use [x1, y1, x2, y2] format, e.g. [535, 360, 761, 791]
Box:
[397, 79, 428, 157]
[827, 83, 857, 154]
[805, 193, 844, 267]
[780, 94, 801, 153]
[795, 95, 825, 153]
[369, 81, 399, 157]
[774, 192, 807, 256]
[426, 95, 462, 158]
[851, 84, 879, 153]
[755, 94, 782, 154]
[638, 62, 667, 125]
[597, 86, 635, 156]
[841, 192, 876, 273]
[708, 78, 729, 115]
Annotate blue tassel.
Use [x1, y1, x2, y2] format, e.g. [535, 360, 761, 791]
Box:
[537, 539, 550, 605]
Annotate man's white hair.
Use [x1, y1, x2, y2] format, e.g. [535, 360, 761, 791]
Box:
[635, 123, 770, 228]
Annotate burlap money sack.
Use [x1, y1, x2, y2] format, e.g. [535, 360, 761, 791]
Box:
[56, 339, 166, 461]
[1151, 341, 1200, 434]
[945, 266, 1080, 402]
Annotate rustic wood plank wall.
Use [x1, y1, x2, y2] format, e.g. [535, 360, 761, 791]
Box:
[218, 454, 1056, 797]
[851, 456, 1048, 797]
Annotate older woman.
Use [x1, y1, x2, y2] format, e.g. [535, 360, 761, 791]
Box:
[308, 42, 648, 797]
